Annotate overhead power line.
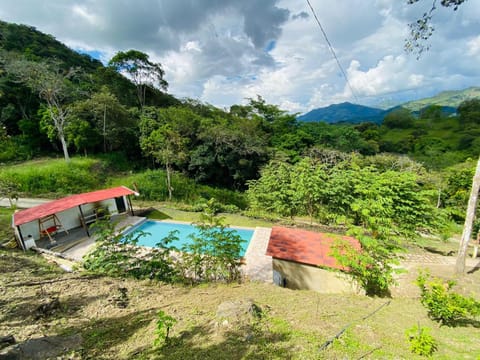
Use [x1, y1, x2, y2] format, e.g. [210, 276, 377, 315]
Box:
[305, 0, 359, 102]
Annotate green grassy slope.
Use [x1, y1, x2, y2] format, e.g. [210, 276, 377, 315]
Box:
[1, 248, 479, 359]
[402, 87, 480, 111]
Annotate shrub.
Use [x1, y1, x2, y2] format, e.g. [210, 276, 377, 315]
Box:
[153, 310, 177, 347]
[416, 271, 480, 326]
[83, 219, 178, 282]
[405, 324, 437, 356]
[331, 232, 400, 297]
[178, 199, 245, 284]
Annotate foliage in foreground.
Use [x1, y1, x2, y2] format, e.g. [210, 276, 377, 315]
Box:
[153, 310, 177, 347]
[82, 219, 178, 282]
[416, 271, 480, 326]
[332, 230, 400, 297]
[177, 199, 245, 284]
[83, 201, 245, 285]
[405, 324, 437, 357]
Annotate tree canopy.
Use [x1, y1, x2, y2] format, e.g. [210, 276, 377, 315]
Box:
[109, 49, 168, 109]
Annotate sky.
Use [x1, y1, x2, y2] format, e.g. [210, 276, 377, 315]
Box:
[1, 0, 479, 113]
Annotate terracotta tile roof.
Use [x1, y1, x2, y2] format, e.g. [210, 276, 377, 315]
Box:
[266, 226, 361, 270]
[13, 186, 138, 226]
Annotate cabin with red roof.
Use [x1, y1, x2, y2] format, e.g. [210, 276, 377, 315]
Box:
[266, 226, 362, 294]
[12, 186, 138, 250]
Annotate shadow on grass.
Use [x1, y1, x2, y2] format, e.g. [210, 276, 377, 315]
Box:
[136, 208, 172, 220]
[423, 246, 455, 257]
[0, 291, 109, 326]
[446, 318, 480, 328]
[133, 322, 295, 360]
[75, 309, 156, 358]
[0, 249, 64, 275]
[466, 260, 480, 274]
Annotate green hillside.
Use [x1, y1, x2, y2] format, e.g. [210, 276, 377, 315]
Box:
[402, 87, 480, 111]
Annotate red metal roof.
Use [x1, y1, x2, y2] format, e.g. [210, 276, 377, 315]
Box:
[266, 226, 361, 270]
[13, 186, 138, 226]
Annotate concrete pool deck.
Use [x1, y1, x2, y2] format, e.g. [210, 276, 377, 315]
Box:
[53, 215, 146, 261]
[242, 227, 273, 283]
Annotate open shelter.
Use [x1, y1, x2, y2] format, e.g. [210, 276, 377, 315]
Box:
[12, 186, 138, 250]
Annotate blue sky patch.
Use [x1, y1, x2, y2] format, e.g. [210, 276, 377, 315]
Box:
[264, 40, 276, 53]
[75, 49, 106, 64]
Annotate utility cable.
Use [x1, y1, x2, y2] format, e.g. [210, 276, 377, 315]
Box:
[305, 0, 359, 102]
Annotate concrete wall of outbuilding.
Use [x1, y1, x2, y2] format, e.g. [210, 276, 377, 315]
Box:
[272, 258, 362, 294]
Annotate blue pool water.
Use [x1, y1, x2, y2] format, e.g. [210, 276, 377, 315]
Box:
[125, 220, 254, 257]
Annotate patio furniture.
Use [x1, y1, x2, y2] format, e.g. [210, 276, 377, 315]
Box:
[38, 214, 68, 243]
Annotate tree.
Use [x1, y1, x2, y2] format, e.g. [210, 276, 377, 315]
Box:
[458, 99, 480, 127]
[139, 108, 190, 200]
[108, 50, 168, 110]
[405, 0, 467, 58]
[383, 108, 415, 129]
[178, 199, 245, 283]
[455, 156, 480, 274]
[189, 118, 268, 188]
[67, 86, 132, 153]
[5, 58, 78, 162]
[247, 161, 299, 219]
[405, 1, 479, 274]
[290, 158, 326, 222]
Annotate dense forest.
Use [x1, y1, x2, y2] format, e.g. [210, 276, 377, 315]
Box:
[1, 20, 479, 233]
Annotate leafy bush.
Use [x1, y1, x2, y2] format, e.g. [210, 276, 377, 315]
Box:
[83, 219, 178, 282]
[153, 310, 177, 347]
[416, 272, 480, 326]
[405, 324, 437, 356]
[332, 230, 400, 297]
[177, 199, 245, 284]
[248, 158, 438, 236]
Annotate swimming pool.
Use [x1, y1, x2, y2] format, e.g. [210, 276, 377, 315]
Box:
[125, 220, 255, 257]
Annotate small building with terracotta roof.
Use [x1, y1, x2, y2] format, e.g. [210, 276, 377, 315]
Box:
[12, 186, 138, 250]
[266, 226, 362, 294]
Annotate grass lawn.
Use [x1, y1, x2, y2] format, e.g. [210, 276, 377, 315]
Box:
[0, 207, 15, 244]
[133, 200, 276, 228]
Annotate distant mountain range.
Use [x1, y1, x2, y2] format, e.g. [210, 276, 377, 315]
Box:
[297, 102, 388, 124]
[297, 87, 480, 124]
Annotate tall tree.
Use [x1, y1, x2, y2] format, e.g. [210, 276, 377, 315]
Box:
[108, 50, 168, 110]
[455, 156, 480, 274]
[405, 0, 474, 274]
[67, 86, 132, 153]
[139, 108, 189, 200]
[5, 58, 78, 162]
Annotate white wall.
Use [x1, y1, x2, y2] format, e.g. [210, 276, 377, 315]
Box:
[18, 207, 82, 241]
[80, 199, 119, 216]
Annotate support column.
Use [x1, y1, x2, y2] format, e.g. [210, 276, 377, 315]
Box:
[78, 205, 90, 237]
